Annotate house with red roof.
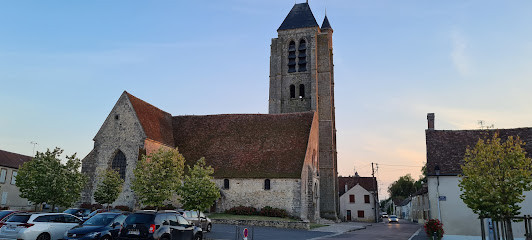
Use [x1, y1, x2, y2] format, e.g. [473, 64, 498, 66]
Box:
[0, 149, 33, 210]
[425, 113, 532, 238]
[338, 174, 378, 222]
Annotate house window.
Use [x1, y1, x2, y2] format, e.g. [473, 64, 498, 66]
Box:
[358, 210, 365, 218]
[264, 179, 271, 190]
[290, 84, 296, 98]
[298, 39, 307, 72]
[223, 179, 230, 189]
[0, 169, 6, 183]
[288, 41, 296, 73]
[11, 171, 17, 185]
[364, 195, 370, 204]
[111, 150, 127, 180]
[349, 194, 355, 203]
[299, 84, 305, 98]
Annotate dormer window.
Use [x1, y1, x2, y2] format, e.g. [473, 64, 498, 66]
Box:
[298, 39, 307, 72]
[288, 41, 296, 73]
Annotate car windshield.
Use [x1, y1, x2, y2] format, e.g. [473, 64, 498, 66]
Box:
[83, 214, 117, 226]
[125, 213, 154, 225]
[7, 215, 30, 223]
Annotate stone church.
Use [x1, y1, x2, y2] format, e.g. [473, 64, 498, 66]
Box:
[81, 2, 338, 221]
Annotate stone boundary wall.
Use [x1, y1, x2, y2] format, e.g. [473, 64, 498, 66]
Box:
[211, 219, 310, 230]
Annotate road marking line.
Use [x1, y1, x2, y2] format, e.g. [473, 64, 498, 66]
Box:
[408, 227, 423, 240]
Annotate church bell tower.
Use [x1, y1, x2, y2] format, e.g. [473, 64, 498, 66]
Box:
[269, 2, 338, 220]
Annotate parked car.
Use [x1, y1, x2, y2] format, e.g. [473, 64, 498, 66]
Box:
[117, 211, 202, 240]
[0, 212, 82, 240]
[388, 215, 398, 223]
[64, 212, 128, 240]
[64, 208, 92, 218]
[178, 210, 212, 232]
[381, 214, 388, 218]
[0, 210, 22, 223]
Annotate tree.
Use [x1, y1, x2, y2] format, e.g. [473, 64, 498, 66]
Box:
[94, 169, 124, 209]
[17, 148, 86, 211]
[177, 157, 220, 214]
[388, 174, 416, 201]
[132, 147, 185, 209]
[459, 133, 532, 240]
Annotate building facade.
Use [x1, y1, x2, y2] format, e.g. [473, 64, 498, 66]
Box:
[0, 150, 33, 210]
[269, 2, 338, 220]
[426, 113, 532, 238]
[338, 175, 378, 222]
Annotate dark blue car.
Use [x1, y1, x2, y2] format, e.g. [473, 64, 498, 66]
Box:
[64, 212, 128, 240]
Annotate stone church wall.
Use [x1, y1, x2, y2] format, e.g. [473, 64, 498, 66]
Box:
[81, 93, 147, 208]
[215, 178, 301, 217]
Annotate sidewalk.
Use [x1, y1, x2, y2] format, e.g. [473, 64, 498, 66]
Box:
[310, 222, 367, 233]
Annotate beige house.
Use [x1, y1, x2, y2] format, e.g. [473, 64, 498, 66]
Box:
[0, 150, 32, 210]
[410, 186, 429, 224]
[338, 175, 378, 222]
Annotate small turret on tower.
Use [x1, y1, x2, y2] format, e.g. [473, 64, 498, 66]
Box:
[321, 15, 333, 32]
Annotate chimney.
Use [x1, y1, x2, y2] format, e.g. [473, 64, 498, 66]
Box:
[345, 184, 348, 193]
[427, 113, 435, 130]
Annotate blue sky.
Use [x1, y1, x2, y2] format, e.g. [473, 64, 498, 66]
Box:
[2, 1, 532, 199]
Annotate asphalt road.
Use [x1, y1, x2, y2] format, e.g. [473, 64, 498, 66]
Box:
[317, 219, 424, 240]
[204, 224, 333, 240]
[205, 220, 425, 240]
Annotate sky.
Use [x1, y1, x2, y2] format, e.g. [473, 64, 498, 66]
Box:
[1, 1, 532, 200]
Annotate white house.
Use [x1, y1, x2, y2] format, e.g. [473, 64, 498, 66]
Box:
[338, 175, 378, 222]
[425, 113, 532, 239]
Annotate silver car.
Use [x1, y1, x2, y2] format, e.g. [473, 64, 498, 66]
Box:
[179, 210, 212, 232]
[0, 212, 82, 240]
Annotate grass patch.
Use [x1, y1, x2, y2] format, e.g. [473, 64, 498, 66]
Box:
[309, 223, 328, 229]
[208, 213, 299, 222]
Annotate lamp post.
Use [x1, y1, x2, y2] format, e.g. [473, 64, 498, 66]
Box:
[435, 165, 441, 221]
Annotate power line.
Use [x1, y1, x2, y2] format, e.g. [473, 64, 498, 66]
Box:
[378, 163, 424, 168]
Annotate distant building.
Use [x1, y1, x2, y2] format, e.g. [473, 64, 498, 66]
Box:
[0, 150, 32, 210]
[338, 174, 378, 222]
[410, 185, 429, 224]
[397, 198, 411, 220]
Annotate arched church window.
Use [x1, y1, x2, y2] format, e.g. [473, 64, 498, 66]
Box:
[298, 39, 307, 72]
[288, 41, 296, 73]
[264, 179, 271, 190]
[299, 84, 305, 98]
[111, 150, 127, 180]
[223, 179, 230, 189]
[290, 84, 296, 98]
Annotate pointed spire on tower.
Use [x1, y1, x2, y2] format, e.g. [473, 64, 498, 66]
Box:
[321, 14, 332, 30]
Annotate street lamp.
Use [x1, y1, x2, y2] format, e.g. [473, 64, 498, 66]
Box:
[435, 165, 442, 221]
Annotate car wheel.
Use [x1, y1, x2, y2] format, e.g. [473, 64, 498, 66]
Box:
[101, 236, 112, 240]
[36, 233, 51, 240]
[206, 223, 212, 232]
[194, 234, 202, 240]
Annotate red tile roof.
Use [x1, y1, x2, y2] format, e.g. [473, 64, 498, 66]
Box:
[173, 112, 315, 178]
[124, 92, 315, 179]
[125, 92, 175, 147]
[338, 176, 377, 196]
[426, 128, 532, 176]
[0, 150, 32, 169]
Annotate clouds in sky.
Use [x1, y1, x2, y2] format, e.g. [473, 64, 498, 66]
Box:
[450, 29, 471, 77]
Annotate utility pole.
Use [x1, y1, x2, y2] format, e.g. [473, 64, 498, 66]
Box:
[372, 163, 378, 223]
